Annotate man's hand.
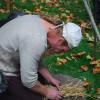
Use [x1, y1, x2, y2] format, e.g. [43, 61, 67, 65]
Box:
[39, 68, 61, 88]
[46, 86, 62, 100]
[49, 78, 61, 89]
[31, 81, 62, 100]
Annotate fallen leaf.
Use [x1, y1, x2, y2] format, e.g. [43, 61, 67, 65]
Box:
[93, 67, 100, 74]
[65, 9, 70, 13]
[52, 0, 59, 3]
[83, 81, 90, 87]
[24, 9, 32, 14]
[59, 52, 64, 56]
[58, 8, 64, 12]
[0, 9, 6, 13]
[71, 51, 86, 58]
[66, 13, 74, 22]
[96, 88, 100, 94]
[34, 8, 41, 12]
[80, 65, 88, 71]
[89, 43, 94, 47]
[65, 56, 72, 61]
[54, 3, 59, 7]
[85, 33, 94, 42]
[55, 61, 62, 66]
[95, 63, 100, 67]
[57, 58, 67, 63]
[46, 1, 53, 6]
[60, 13, 67, 18]
[90, 60, 100, 65]
[86, 55, 93, 60]
[21, 0, 27, 3]
[79, 20, 90, 29]
[55, 57, 68, 65]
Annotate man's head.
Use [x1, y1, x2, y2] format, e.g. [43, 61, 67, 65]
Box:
[47, 22, 82, 53]
[47, 29, 69, 53]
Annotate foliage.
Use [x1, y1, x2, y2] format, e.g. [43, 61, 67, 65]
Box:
[0, 0, 100, 99]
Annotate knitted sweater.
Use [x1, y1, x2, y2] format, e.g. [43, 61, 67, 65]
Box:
[0, 15, 47, 88]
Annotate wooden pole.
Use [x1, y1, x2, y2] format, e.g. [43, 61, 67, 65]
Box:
[5, 0, 12, 12]
[82, 0, 100, 40]
[83, 0, 100, 58]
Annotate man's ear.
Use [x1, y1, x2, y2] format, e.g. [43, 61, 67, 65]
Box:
[48, 27, 56, 33]
[47, 30, 57, 38]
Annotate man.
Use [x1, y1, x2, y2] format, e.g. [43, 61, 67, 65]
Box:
[0, 14, 82, 100]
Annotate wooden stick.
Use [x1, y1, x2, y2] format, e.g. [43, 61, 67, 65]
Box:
[5, 0, 12, 12]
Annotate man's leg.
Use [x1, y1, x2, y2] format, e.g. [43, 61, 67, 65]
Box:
[1, 76, 42, 100]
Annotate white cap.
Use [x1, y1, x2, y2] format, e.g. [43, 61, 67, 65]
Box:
[63, 22, 82, 48]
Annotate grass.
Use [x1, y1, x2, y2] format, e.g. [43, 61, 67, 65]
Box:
[0, 0, 100, 99]
[43, 39, 99, 99]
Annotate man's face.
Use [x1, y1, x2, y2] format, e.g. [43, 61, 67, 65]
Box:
[51, 36, 69, 53]
[47, 29, 69, 53]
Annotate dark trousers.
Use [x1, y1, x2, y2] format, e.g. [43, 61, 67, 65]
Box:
[0, 74, 46, 100]
[0, 10, 26, 27]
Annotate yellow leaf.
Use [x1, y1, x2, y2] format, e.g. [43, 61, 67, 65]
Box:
[0, 9, 6, 13]
[80, 65, 88, 71]
[21, 0, 27, 3]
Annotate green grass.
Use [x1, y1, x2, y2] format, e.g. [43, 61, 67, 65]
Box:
[43, 39, 99, 99]
[0, 0, 100, 99]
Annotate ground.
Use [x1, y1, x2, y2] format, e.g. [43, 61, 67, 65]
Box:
[0, 0, 100, 100]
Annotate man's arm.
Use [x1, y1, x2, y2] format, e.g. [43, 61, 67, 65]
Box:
[19, 34, 61, 100]
[39, 68, 53, 83]
[39, 68, 60, 88]
[31, 81, 47, 96]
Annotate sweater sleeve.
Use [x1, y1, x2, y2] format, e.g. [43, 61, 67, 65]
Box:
[19, 36, 39, 88]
